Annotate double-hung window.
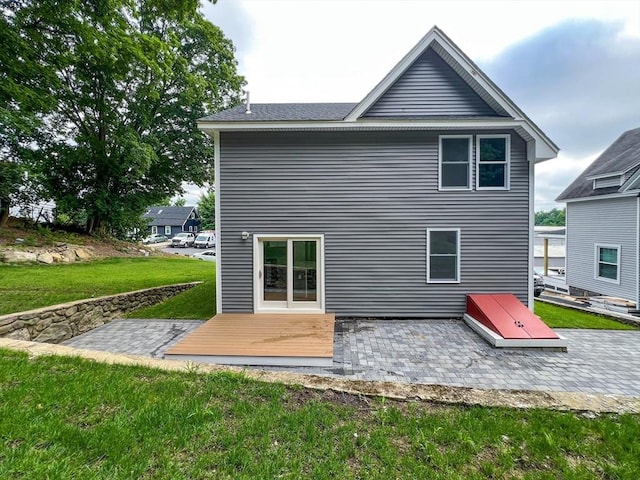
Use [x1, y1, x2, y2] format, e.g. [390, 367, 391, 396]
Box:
[164, 225, 172, 235]
[439, 136, 471, 190]
[426, 229, 460, 283]
[477, 135, 510, 189]
[595, 244, 620, 283]
[151, 226, 158, 235]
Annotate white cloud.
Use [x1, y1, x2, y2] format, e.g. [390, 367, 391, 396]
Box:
[535, 152, 600, 211]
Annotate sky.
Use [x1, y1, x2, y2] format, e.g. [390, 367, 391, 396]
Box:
[183, 0, 640, 212]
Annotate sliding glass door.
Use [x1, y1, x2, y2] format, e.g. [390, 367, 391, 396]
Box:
[255, 235, 323, 312]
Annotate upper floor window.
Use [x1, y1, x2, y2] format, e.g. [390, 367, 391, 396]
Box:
[595, 244, 620, 283]
[439, 136, 471, 190]
[476, 135, 510, 190]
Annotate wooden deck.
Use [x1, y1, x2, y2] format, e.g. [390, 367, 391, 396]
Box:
[164, 313, 335, 367]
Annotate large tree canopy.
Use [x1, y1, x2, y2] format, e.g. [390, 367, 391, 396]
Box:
[1, 0, 243, 233]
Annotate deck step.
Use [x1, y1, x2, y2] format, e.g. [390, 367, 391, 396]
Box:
[164, 313, 335, 367]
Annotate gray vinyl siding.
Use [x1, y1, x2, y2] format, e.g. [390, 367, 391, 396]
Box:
[219, 130, 530, 317]
[566, 197, 638, 303]
[363, 49, 500, 118]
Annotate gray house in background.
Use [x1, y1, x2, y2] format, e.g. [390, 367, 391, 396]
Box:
[142, 206, 200, 238]
[556, 126, 640, 307]
[198, 26, 558, 318]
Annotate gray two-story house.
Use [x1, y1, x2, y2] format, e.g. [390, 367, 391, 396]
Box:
[198, 26, 558, 318]
[556, 126, 640, 308]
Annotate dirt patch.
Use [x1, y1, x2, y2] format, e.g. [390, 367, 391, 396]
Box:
[0, 218, 154, 261]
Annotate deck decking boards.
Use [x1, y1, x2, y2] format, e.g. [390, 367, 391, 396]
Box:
[164, 313, 334, 366]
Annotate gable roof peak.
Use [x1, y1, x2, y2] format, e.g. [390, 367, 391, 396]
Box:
[342, 26, 557, 161]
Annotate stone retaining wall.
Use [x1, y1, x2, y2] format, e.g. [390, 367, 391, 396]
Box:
[0, 282, 201, 344]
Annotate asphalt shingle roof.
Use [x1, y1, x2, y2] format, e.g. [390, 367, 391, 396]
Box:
[556, 127, 640, 201]
[200, 103, 358, 122]
[142, 206, 196, 226]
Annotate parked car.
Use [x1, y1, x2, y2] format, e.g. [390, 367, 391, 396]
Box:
[170, 232, 195, 248]
[194, 232, 216, 249]
[534, 271, 545, 297]
[142, 234, 168, 244]
[192, 250, 216, 262]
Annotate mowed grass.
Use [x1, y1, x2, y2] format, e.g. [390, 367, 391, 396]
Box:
[535, 301, 637, 330]
[0, 349, 638, 480]
[0, 257, 215, 316]
[127, 271, 215, 319]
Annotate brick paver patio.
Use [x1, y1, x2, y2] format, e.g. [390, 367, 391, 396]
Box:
[63, 318, 640, 396]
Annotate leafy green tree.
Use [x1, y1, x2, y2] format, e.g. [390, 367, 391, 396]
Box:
[198, 190, 215, 230]
[172, 198, 187, 207]
[0, 0, 60, 226]
[535, 208, 566, 226]
[2, 0, 244, 234]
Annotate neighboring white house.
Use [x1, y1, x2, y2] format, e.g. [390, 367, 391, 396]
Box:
[556, 126, 640, 308]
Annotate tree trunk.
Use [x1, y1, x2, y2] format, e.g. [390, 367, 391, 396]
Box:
[86, 213, 105, 235]
[0, 198, 9, 227]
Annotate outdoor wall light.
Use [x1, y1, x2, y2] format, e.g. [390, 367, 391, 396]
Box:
[241, 231, 250, 240]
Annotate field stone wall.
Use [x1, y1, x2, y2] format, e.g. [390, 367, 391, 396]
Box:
[0, 282, 201, 344]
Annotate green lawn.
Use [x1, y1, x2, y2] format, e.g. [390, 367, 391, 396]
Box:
[0, 349, 638, 479]
[0, 257, 215, 316]
[126, 273, 215, 319]
[535, 300, 637, 330]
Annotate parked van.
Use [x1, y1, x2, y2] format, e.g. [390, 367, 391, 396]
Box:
[194, 232, 216, 249]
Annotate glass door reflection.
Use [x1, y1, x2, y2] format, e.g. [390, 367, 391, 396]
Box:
[292, 240, 317, 302]
[263, 240, 287, 301]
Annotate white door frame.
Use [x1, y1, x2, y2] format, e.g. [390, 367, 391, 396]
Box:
[253, 234, 325, 313]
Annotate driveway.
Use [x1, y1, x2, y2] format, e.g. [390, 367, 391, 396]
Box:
[63, 318, 640, 397]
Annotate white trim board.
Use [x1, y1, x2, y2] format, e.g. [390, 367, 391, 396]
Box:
[213, 130, 222, 314]
[163, 353, 333, 367]
[198, 120, 556, 162]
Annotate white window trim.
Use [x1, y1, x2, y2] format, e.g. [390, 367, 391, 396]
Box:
[164, 225, 171, 235]
[151, 226, 158, 235]
[594, 243, 621, 284]
[438, 135, 472, 191]
[426, 228, 461, 284]
[476, 134, 510, 190]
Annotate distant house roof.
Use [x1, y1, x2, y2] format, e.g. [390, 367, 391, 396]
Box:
[201, 103, 357, 122]
[535, 227, 566, 238]
[142, 206, 198, 227]
[557, 126, 640, 202]
[198, 26, 558, 163]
